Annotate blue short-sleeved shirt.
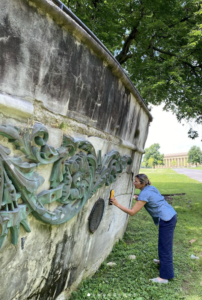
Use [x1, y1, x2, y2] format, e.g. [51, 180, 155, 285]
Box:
[137, 185, 177, 225]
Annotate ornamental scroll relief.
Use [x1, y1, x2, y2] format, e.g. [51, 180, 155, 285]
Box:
[0, 123, 132, 250]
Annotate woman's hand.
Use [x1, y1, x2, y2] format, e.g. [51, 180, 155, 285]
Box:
[133, 195, 138, 200]
[110, 197, 119, 207]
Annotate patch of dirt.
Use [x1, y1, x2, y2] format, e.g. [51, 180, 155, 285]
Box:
[162, 193, 186, 203]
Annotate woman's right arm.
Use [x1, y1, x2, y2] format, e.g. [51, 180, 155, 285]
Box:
[110, 197, 146, 216]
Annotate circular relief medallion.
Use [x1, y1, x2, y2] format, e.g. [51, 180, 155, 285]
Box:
[88, 198, 105, 233]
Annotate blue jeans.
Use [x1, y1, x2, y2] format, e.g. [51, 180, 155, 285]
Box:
[158, 214, 177, 279]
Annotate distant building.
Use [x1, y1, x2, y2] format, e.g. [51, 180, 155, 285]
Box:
[163, 152, 189, 168]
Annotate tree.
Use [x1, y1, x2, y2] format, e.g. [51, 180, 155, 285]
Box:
[147, 157, 154, 168]
[63, 0, 202, 135]
[141, 161, 147, 168]
[171, 160, 177, 167]
[187, 146, 202, 166]
[143, 143, 164, 168]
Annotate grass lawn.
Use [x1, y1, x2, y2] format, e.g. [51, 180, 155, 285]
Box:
[187, 167, 202, 170]
[70, 169, 202, 300]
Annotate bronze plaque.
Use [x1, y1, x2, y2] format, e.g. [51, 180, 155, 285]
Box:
[88, 198, 105, 233]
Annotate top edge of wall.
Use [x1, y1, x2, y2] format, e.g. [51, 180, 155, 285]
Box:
[28, 0, 153, 122]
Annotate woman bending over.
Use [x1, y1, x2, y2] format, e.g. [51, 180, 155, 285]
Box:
[110, 174, 177, 284]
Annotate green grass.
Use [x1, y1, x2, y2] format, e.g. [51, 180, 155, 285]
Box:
[70, 169, 202, 300]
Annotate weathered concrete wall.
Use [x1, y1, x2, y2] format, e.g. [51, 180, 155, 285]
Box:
[0, 0, 151, 145]
[0, 0, 152, 299]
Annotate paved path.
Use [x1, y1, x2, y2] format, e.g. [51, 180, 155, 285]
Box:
[172, 168, 202, 183]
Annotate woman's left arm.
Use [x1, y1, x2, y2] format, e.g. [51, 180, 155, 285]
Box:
[110, 197, 146, 216]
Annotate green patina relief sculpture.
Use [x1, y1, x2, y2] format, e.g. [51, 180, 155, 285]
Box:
[0, 123, 132, 249]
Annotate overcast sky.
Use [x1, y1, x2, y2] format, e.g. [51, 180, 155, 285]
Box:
[145, 105, 202, 155]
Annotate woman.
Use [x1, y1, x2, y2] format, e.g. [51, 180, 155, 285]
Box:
[110, 173, 177, 284]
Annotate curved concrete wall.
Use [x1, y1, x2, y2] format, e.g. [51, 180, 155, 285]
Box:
[0, 0, 151, 299]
